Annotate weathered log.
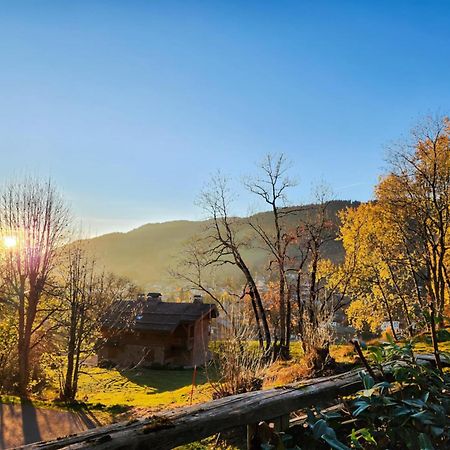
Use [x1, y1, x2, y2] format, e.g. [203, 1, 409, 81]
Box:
[18, 354, 448, 450]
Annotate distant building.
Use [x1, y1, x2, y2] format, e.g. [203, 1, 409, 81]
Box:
[381, 320, 401, 335]
[330, 322, 356, 342]
[98, 293, 218, 368]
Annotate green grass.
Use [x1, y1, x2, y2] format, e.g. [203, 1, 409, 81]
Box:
[71, 366, 212, 409]
[175, 435, 239, 449]
[11, 332, 450, 415]
[411, 329, 450, 355]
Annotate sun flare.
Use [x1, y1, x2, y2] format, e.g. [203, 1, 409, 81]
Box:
[3, 236, 17, 249]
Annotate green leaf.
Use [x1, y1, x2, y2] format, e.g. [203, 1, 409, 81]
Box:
[430, 426, 444, 437]
[261, 444, 274, 450]
[323, 411, 342, 420]
[374, 381, 391, 391]
[353, 403, 371, 416]
[321, 433, 351, 450]
[312, 419, 329, 439]
[359, 372, 375, 390]
[418, 433, 435, 450]
[403, 398, 425, 408]
[359, 428, 376, 443]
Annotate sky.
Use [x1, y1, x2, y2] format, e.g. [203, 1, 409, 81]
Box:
[0, 1, 449, 236]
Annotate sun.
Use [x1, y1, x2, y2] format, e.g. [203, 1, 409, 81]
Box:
[3, 236, 17, 249]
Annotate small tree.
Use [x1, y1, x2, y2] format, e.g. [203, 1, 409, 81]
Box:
[59, 246, 138, 401]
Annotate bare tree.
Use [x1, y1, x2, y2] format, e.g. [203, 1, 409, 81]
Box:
[0, 178, 70, 395]
[59, 246, 139, 401]
[196, 173, 272, 354]
[245, 154, 297, 358]
[59, 246, 104, 401]
[170, 238, 230, 315]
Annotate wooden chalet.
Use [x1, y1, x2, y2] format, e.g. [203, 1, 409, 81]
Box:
[98, 293, 218, 368]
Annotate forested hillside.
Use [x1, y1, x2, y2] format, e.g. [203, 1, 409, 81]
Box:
[79, 200, 360, 289]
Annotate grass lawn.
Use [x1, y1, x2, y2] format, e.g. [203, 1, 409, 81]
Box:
[4, 333, 446, 415]
[412, 337, 450, 358]
[71, 366, 213, 410]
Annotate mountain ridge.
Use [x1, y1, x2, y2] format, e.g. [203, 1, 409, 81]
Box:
[79, 200, 360, 289]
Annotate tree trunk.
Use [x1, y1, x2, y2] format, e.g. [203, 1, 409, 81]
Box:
[17, 284, 27, 396]
[236, 255, 272, 354]
[18, 288, 39, 396]
[249, 295, 264, 351]
[278, 270, 286, 356]
[63, 310, 77, 400]
[428, 298, 443, 373]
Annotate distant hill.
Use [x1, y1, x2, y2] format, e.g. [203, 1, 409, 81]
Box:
[79, 200, 360, 290]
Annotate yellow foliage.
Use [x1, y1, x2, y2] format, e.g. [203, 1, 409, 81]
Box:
[346, 298, 383, 332]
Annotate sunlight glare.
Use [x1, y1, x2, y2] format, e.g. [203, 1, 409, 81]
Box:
[3, 236, 17, 249]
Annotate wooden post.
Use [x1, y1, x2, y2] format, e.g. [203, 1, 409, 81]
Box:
[247, 423, 258, 450]
[281, 414, 290, 431]
[273, 414, 289, 432]
[189, 365, 197, 405]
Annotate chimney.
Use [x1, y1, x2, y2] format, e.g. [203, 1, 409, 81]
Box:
[193, 294, 203, 304]
[147, 292, 162, 302]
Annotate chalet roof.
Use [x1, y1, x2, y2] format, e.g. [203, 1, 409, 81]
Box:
[102, 299, 218, 333]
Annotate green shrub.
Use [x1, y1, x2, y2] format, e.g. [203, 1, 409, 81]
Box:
[259, 340, 450, 449]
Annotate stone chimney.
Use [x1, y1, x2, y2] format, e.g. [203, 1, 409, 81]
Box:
[147, 292, 162, 302]
[192, 294, 203, 304]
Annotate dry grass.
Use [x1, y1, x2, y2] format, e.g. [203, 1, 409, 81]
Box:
[208, 333, 267, 398]
[330, 343, 357, 364]
[264, 360, 312, 386]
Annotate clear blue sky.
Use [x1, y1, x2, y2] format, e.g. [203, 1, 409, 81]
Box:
[0, 1, 449, 235]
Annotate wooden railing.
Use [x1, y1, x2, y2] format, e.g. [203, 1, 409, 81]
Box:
[20, 354, 444, 450]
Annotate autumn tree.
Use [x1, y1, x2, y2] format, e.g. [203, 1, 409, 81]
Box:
[339, 116, 450, 371]
[339, 202, 420, 340]
[379, 116, 450, 370]
[290, 189, 354, 370]
[0, 179, 70, 395]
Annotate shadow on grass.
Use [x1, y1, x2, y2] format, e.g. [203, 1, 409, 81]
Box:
[118, 367, 209, 393]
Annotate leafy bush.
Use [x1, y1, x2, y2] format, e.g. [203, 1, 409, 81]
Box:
[258, 340, 450, 449]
